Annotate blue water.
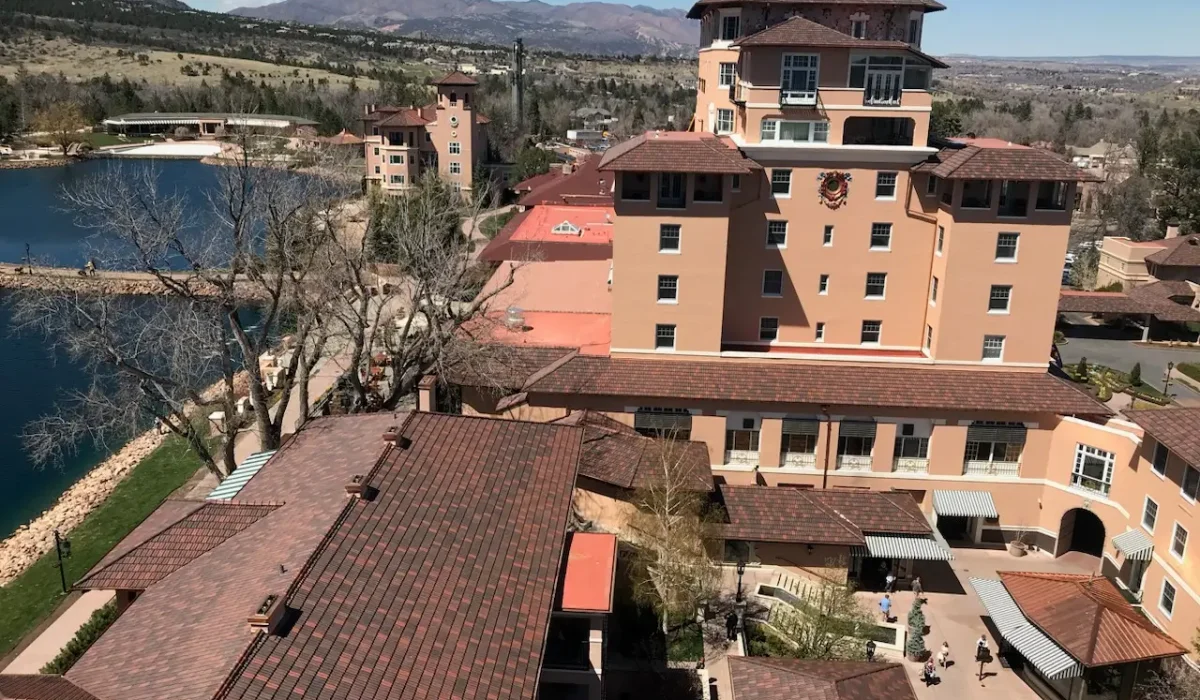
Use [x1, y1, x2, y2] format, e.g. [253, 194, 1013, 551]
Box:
[0, 159, 226, 537]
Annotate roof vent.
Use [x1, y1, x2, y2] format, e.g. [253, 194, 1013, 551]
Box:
[382, 427, 399, 444]
[505, 306, 526, 330]
[248, 594, 287, 635]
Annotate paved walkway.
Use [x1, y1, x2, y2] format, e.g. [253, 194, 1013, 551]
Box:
[2, 591, 115, 675]
[1058, 331, 1200, 402]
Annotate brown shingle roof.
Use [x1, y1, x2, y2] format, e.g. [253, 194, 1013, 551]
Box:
[919, 145, 1100, 181]
[1126, 282, 1200, 322]
[729, 658, 919, 700]
[214, 413, 582, 700]
[720, 486, 929, 545]
[553, 410, 713, 492]
[734, 16, 947, 67]
[999, 572, 1187, 667]
[0, 676, 101, 700]
[1057, 290, 1152, 315]
[376, 108, 431, 127]
[75, 502, 281, 591]
[429, 70, 478, 86]
[688, 0, 945, 20]
[598, 132, 760, 174]
[517, 156, 613, 207]
[1124, 407, 1200, 467]
[1146, 234, 1200, 267]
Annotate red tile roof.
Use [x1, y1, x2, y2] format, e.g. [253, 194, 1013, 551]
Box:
[599, 132, 761, 174]
[688, 0, 945, 20]
[478, 204, 614, 263]
[316, 129, 364, 145]
[75, 502, 281, 591]
[918, 145, 1100, 181]
[720, 486, 930, 545]
[376, 108, 431, 127]
[999, 572, 1187, 666]
[214, 413, 584, 700]
[553, 410, 714, 492]
[728, 658, 919, 700]
[0, 676, 101, 700]
[559, 532, 617, 613]
[734, 16, 947, 67]
[1124, 407, 1200, 467]
[84, 499, 204, 574]
[429, 70, 478, 86]
[1145, 234, 1200, 267]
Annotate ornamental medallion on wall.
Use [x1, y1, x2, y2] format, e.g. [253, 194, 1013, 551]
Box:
[817, 171, 852, 209]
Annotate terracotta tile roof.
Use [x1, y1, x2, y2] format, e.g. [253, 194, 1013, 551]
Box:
[999, 571, 1187, 666]
[376, 108, 431, 127]
[462, 352, 1111, 416]
[516, 156, 613, 207]
[84, 499, 204, 575]
[75, 502, 280, 591]
[688, 0, 944, 20]
[734, 16, 947, 67]
[728, 658, 919, 700]
[448, 345, 579, 390]
[478, 205, 614, 263]
[316, 129, 364, 145]
[918, 145, 1101, 181]
[553, 410, 713, 491]
[598, 132, 761, 174]
[720, 486, 929, 545]
[0, 676, 101, 700]
[1124, 407, 1200, 467]
[429, 70, 478, 86]
[1146, 234, 1200, 267]
[215, 413, 583, 700]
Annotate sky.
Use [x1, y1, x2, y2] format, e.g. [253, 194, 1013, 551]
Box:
[186, 0, 1200, 58]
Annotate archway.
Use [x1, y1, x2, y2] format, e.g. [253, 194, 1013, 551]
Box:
[1058, 508, 1105, 557]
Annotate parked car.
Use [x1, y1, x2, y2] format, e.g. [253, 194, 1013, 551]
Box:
[0, 145, 13, 156]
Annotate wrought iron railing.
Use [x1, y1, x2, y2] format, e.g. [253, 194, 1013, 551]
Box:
[892, 457, 929, 474]
[963, 460, 1020, 477]
[836, 454, 873, 471]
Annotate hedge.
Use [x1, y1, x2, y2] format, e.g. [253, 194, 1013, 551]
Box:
[40, 601, 119, 674]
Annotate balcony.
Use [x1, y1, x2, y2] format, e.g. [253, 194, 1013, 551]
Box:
[836, 454, 872, 472]
[725, 450, 759, 467]
[1070, 474, 1111, 497]
[862, 72, 902, 106]
[781, 452, 817, 470]
[963, 460, 1020, 478]
[780, 89, 817, 107]
[892, 457, 929, 474]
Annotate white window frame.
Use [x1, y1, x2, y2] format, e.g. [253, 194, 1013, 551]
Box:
[1143, 496, 1158, 533]
[924, 324, 933, 350]
[875, 172, 898, 200]
[869, 223, 892, 251]
[982, 335, 1005, 362]
[930, 276, 938, 305]
[655, 324, 676, 351]
[850, 12, 869, 39]
[448, 141, 461, 155]
[390, 174, 403, 184]
[759, 317, 779, 342]
[659, 224, 681, 253]
[907, 11, 923, 45]
[996, 232, 1020, 262]
[1072, 444, 1115, 496]
[989, 285, 1012, 314]
[766, 221, 788, 249]
[818, 274, 829, 295]
[760, 119, 829, 144]
[865, 272, 887, 299]
[1184, 464, 1200, 503]
[1152, 441, 1169, 478]
[657, 275, 679, 304]
[823, 225, 834, 247]
[771, 169, 792, 198]
[552, 220, 581, 235]
[715, 108, 734, 135]
[449, 161, 462, 175]
[1172, 522, 1188, 561]
[719, 11, 741, 42]
[815, 322, 826, 342]
[718, 62, 736, 88]
[762, 270, 784, 298]
[1160, 578, 1177, 619]
[861, 320, 882, 345]
[780, 54, 819, 106]
[936, 226, 945, 255]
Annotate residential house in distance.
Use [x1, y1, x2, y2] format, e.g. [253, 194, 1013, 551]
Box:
[362, 71, 491, 195]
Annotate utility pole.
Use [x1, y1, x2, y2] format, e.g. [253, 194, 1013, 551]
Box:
[510, 39, 525, 136]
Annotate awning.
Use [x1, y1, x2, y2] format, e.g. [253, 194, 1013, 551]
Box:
[852, 534, 953, 561]
[970, 577, 1083, 680]
[782, 418, 820, 435]
[933, 490, 999, 519]
[966, 423, 1027, 443]
[207, 450, 277, 500]
[839, 421, 877, 438]
[1112, 529, 1154, 561]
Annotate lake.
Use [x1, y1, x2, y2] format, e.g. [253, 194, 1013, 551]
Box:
[0, 159, 226, 537]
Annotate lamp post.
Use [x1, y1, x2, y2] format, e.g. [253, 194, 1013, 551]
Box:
[1164, 361, 1176, 398]
[735, 560, 746, 603]
[54, 529, 72, 594]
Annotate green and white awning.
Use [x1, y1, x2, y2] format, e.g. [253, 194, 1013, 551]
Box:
[207, 450, 277, 500]
[852, 534, 953, 561]
[933, 490, 999, 519]
[970, 577, 1083, 680]
[1112, 529, 1154, 561]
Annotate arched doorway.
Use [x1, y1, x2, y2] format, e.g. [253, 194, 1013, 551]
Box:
[1058, 508, 1105, 557]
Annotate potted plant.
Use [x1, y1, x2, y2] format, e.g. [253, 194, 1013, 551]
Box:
[905, 598, 928, 661]
[1007, 531, 1030, 557]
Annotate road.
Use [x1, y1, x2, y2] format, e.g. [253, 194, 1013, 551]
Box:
[1057, 335, 1200, 403]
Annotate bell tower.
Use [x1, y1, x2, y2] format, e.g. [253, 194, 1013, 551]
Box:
[428, 71, 481, 194]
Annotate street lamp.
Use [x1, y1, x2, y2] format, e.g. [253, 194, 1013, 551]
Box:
[735, 560, 746, 603]
[54, 530, 72, 594]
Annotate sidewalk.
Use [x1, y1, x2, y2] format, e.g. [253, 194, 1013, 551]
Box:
[2, 591, 114, 675]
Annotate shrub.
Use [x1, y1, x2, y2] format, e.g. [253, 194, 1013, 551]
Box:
[1130, 362, 1142, 386]
[1077, 357, 1089, 378]
[1053, 330, 1066, 345]
[1096, 281, 1124, 292]
[905, 598, 927, 659]
[41, 601, 119, 674]
[1097, 385, 1113, 402]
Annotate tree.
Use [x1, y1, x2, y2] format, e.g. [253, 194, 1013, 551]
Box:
[1136, 658, 1200, 700]
[1077, 357, 1090, 379]
[33, 101, 89, 155]
[906, 597, 927, 660]
[1130, 362, 1143, 386]
[513, 146, 552, 182]
[765, 574, 877, 661]
[930, 100, 963, 141]
[1155, 122, 1200, 234]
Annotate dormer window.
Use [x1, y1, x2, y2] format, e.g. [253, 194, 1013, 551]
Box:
[850, 13, 869, 39]
[720, 12, 740, 41]
[449, 91, 457, 106]
[908, 11, 923, 45]
[552, 221, 581, 235]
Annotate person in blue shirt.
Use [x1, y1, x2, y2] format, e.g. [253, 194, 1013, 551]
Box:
[879, 594, 892, 622]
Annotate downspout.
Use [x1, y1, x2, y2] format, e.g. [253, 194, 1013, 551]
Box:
[821, 404, 832, 490]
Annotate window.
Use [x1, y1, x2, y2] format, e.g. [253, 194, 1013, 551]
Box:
[865, 272, 887, 298]
[998, 181, 1030, 217]
[373, 147, 380, 156]
[449, 162, 462, 175]
[449, 91, 457, 106]
[895, 424, 929, 459]
[759, 317, 779, 342]
[962, 180, 993, 208]
[657, 275, 678, 303]
[1143, 497, 1159, 532]
[694, 173, 723, 202]
[908, 16, 922, 44]
[1172, 523, 1188, 560]
[655, 324, 676, 350]
[659, 224, 681, 252]
[781, 54, 819, 105]
[815, 322, 825, 342]
[622, 172, 651, 201]
[876, 172, 898, 199]
[927, 175, 939, 197]
[936, 226, 945, 254]
[390, 174, 404, 184]
[731, 174, 741, 192]
[389, 154, 404, 164]
[771, 169, 792, 197]
[659, 173, 686, 208]
[1152, 441, 1169, 476]
[720, 13, 740, 41]
[1036, 181, 1068, 210]
[766, 221, 788, 248]
[942, 184, 954, 206]
[726, 419, 760, 452]
[861, 320, 882, 344]
[982, 335, 1005, 361]
[446, 142, 461, 156]
[760, 120, 829, 143]
[930, 276, 939, 304]
[1161, 579, 1177, 618]
[996, 232, 1019, 261]
[851, 18, 867, 39]
[425, 132, 432, 143]
[763, 270, 783, 297]
[715, 108, 734, 134]
[823, 225, 834, 246]
[818, 274, 829, 295]
[989, 285, 1012, 313]
[373, 165, 381, 174]
[1072, 444, 1115, 496]
[924, 324, 933, 349]
[718, 62, 736, 88]
[1184, 465, 1200, 501]
[552, 220, 581, 235]
[870, 223, 892, 250]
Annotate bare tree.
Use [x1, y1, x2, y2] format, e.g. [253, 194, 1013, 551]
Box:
[1136, 657, 1200, 700]
[33, 101, 89, 156]
[756, 568, 876, 661]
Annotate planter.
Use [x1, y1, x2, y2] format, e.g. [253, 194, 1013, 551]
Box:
[1007, 541, 1029, 557]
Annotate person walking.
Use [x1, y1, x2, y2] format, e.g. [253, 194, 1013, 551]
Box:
[923, 659, 939, 686]
[865, 639, 877, 662]
[725, 611, 739, 642]
[912, 576, 923, 600]
[976, 634, 988, 657]
[937, 641, 950, 668]
[884, 572, 896, 593]
[879, 594, 892, 622]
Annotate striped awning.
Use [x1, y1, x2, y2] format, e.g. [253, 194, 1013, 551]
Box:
[852, 534, 953, 561]
[933, 490, 999, 519]
[970, 577, 1083, 680]
[1112, 529, 1154, 561]
[207, 450, 277, 500]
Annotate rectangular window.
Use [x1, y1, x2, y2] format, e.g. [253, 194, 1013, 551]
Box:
[989, 285, 1012, 313]
[998, 180, 1030, 217]
[694, 173, 723, 203]
[622, 172, 651, 201]
[815, 322, 825, 342]
[374, 165, 380, 174]
[865, 272, 887, 298]
[759, 317, 779, 342]
[823, 225, 834, 246]
[818, 274, 829, 295]
[876, 172, 898, 199]
[389, 154, 403, 164]
[760, 120, 830, 143]
[781, 54, 819, 105]
[657, 275, 678, 303]
[718, 62, 736, 88]
[732, 174, 741, 192]
[659, 224, 681, 252]
[448, 142, 461, 155]
[925, 324, 933, 349]
[766, 221, 788, 248]
[655, 324, 676, 350]
[1152, 442, 1169, 476]
[389, 174, 403, 184]
[763, 270, 784, 297]
[1072, 444, 1115, 496]
[373, 147, 379, 156]
[1036, 181, 1069, 210]
[908, 16, 921, 43]
[936, 226, 945, 254]
[861, 320, 882, 344]
[659, 173, 686, 208]
[962, 180, 993, 209]
[720, 13, 740, 41]
[930, 276, 939, 304]
[927, 175, 939, 196]
[982, 335, 1005, 361]
[771, 169, 792, 197]
[425, 132, 432, 143]
[725, 419, 760, 452]
[851, 19, 866, 39]
[1161, 579, 1177, 618]
[1143, 497, 1158, 532]
[715, 108, 734, 134]
[870, 223, 892, 250]
[996, 232, 1019, 261]
[449, 162, 462, 175]
[1185, 465, 1200, 502]
[1173, 523, 1188, 560]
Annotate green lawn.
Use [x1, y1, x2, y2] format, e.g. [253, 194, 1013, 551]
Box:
[0, 437, 203, 657]
[1178, 362, 1200, 384]
[80, 133, 150, 148]
[480, 209, 517, 240]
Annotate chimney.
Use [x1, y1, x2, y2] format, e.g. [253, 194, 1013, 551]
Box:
[248, 594, 287, 635]
[1167, 222, 1182, 239]
[345, 474, 366, 498]
[382, 427, 399, 445]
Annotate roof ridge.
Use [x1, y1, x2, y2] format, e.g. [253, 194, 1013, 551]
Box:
[806, 493, 866, 542]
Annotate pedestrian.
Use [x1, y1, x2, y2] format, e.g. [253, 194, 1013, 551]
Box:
[725, 611, 739, 642]
[923, 659, 939, 686]
[912, 576, 923, 600]
[885, 572, 896, 593]
[865, 639, 876, 662]
[879, 594, 892, 622]
[976, 634, 988, 659]
[937, 641, 950, 667]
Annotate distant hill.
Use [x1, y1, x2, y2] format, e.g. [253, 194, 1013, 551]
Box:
[228, 0, 699, 56]
[944, 54, 1200, 68]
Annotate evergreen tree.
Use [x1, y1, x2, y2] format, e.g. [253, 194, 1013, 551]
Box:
[906, 598, 927, 660]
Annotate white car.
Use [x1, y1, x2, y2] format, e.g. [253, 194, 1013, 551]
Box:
[0, 146, 12, 156]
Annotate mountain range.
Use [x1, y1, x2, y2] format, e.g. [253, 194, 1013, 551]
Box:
[228, 0, 700, 56]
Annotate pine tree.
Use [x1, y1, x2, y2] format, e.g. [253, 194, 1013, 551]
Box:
[906, 598, 927, 660]
[1130, 362, 1142, 386]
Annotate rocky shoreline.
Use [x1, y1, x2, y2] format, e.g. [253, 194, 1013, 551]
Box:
[0, 159, 70, 171]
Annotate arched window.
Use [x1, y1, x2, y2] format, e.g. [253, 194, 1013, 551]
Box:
[449, 91, 458, 106]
